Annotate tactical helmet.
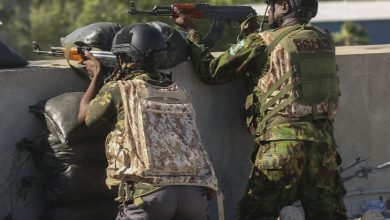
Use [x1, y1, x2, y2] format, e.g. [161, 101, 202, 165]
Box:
[146, 21, 189, 69]
[111, 23, 169, 69]
[293, 0, 318, 19]
[266, 0, 318, 20]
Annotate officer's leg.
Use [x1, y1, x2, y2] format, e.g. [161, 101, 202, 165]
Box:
[299, 141, 347, 220]
[116, 186, 177, 220]
[239, 141, 305, 220]
[173, 186, 208, 220]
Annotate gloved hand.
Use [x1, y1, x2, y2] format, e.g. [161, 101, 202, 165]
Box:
[237, 15, 270, 41]
[238, 16, 260, 41]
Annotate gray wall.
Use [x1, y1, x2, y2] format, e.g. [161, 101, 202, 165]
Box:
[0, 61, 254, 220]
[334, 52, 390, 218]
[1, 46, 390, 219]
[0, 63, 89, 220]
[173, 63, 255, 220]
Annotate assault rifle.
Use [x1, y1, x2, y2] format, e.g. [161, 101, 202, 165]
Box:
[128, 0, 257, 47]
[32, 41, 117, 68]
[341, 158, 390, 183]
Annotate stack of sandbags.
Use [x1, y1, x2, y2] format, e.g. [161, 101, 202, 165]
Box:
[19, 92, 117, 220]
[0, 39, 28, 68]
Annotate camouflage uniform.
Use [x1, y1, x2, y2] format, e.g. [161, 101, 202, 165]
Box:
[187, 23, 347, 220]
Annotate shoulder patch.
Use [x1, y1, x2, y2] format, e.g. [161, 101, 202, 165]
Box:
[229, 39, 245, 56]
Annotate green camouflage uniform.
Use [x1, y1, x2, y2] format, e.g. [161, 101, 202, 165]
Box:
[187, 23, 347, 220]
[85, 71, 171, 199]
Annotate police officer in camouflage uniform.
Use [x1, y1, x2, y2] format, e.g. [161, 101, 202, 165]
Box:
[78, 23, 215, 220]
[174, 0, 347, 219]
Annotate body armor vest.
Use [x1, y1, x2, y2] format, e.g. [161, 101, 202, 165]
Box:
[105, 79, 218, 192]
[255, 23, 340, 133]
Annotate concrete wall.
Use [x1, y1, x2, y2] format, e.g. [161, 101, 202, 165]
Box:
[0, 61, 89, 220]
[335, 45, 390, 218]
[1, 45, 390, 219]
[0, 60, 254, 220]
[173, 63, 255, 220]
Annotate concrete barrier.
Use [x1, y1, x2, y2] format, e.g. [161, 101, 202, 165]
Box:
[0, 60, 89, 220]
[1, 45, 390, 219]
[335, 45, 390, 218]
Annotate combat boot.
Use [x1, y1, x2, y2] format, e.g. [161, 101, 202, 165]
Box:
[277, 206, 305, 220]
[361, 210, 384, 220]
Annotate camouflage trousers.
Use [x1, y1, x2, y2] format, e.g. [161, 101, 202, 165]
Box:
[239, 140, 347, 220]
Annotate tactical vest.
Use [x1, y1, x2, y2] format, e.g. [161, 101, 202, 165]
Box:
[105, 79, 218, 192]
[254, 23, 340, 134]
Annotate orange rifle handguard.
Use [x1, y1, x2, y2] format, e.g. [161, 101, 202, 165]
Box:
[63, 48, 84, 62]
[172, 3, 205, 19]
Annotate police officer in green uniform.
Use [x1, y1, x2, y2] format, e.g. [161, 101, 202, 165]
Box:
[78, 23, 217, 220]
[174, 0, 347, 219]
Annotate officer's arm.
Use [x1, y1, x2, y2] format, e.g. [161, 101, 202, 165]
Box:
[188, 32, 267, 84]
[78, 51, 104, 123]
[84, 82, 117, 128]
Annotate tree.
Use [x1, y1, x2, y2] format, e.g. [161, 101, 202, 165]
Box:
[0, 0, 32, 57]
[1, 0, 258, 60]
[333, 21, 369, 46]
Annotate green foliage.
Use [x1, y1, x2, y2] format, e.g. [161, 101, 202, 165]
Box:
[0, 0, 258, 60]
[0, 0, 32, 57]
[332, 21, 369, 46]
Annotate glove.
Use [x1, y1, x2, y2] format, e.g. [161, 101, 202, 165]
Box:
[237, 15, 270, 41]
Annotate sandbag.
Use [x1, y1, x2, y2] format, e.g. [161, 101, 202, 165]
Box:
[16, 134, 115, 205]
[39, 199, 118, 220]
[17, 133, 106, 173]
[40, 139, 106, 173]
[30, 92, 111, 144]
[44, 161, 116, 205]
[61, 22, 122, 51]
[0, 39, 28, 68]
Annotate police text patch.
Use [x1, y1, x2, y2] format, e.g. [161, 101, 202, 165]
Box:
[293, 38, 333, 54]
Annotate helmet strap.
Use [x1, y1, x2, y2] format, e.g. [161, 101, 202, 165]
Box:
[268, 0, 302, 28]
[269, 7, 282, 29]
[268, 1, 284, 29]
[259, 4, 269, 32]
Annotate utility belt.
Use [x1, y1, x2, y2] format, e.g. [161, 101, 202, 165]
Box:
[246, 92, 334, 135]
[116, 182, 161, 206]
[265, 113, 331, 129]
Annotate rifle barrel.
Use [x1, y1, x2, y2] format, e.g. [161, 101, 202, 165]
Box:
[129, 5, 172, 16]
[377, 161, 390, 169]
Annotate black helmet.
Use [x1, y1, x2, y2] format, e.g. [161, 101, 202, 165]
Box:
[146, 21, 189, 69]
[266, 0, 317, 20]
[290, 0, 318, 19]
[111, 23, 169, 69]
